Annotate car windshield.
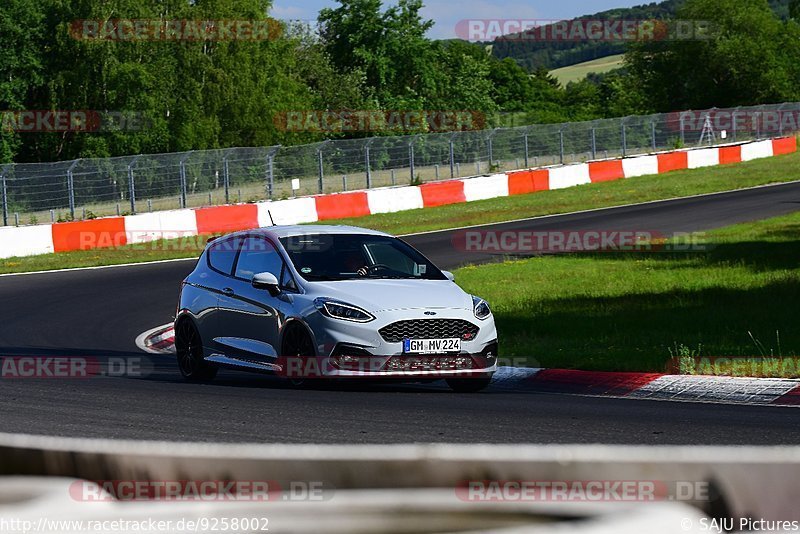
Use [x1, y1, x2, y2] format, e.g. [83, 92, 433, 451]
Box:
[279, 233, 446, 282]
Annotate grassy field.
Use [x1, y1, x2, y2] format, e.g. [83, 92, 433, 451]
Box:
[551, 54, 625, 86]
[1, 150, 799, 274]
[454, 211, 800, 375]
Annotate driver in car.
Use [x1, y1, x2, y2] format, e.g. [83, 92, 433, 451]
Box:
[339, 249, 372, 277]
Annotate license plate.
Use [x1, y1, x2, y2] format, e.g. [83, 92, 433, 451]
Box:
[403, 338, 461, 354]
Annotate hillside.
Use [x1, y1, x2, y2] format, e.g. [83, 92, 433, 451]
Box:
[491, 0, 791, 71]
[550, 54, 625, 85]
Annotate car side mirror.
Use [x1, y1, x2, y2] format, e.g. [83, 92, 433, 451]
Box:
[442, 270, 455, 281]
[252, 272, 281, 296]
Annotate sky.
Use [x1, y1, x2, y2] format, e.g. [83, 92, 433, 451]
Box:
[271, 0, 649, 39]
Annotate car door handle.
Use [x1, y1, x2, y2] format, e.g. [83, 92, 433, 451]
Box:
[221, 287, 235, 297]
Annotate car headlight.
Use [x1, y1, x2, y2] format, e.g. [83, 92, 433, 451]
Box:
[314, 298, 375, 323]
[472, 295, 492, 320]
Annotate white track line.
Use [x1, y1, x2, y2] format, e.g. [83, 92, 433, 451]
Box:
[0, 257, 197, 278]
[135, 323, 175, 354]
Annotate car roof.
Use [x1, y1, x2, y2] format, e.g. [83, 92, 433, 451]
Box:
[226, 224, 393, 240]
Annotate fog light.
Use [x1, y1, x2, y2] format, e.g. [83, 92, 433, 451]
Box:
[332, 354, 369, 371]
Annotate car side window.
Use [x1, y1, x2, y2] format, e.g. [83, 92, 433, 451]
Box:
[234, 236, 283, 281]
[280, 264, 298, 292]
[207, 237, 241, 275]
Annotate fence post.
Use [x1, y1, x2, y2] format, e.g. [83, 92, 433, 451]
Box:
[732, 107, 740, 142]
[266, 145, 279, 200]
[318, 150, 324, 193]
[179, 152, 192, 209]
[523, 127, 530, 168]
[621, 120, 628, 157]
[316, 140, 330, 194]
[590, 126, 597, 160]
[127, 155, 141, 214]
[449, 133, 458, 178]
[651, 120, 657, 151]
[679, 113, 686, 145]
[408, 136, 417, 183]
[1, 165, 10, 227]
[67, 159, 80, 220]
[487, 128, 499, 169]
[267, 154, 274, 199]
[364, 139, 374, 189]
[559, 128, 565, 165]
[222, 150, 231, 204]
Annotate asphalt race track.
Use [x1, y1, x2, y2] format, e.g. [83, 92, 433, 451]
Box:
[1, 182, 800, 444]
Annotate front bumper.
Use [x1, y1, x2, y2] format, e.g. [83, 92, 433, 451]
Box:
[283, 308, 498, 379]
[323, 341, 498, 378]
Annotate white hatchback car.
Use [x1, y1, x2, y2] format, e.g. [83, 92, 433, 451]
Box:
[175, 225, 498, 392]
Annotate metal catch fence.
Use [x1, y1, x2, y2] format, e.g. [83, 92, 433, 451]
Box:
[2, 102, 798, 226]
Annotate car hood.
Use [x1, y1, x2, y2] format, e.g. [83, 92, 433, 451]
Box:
[307, 279, 473, 313]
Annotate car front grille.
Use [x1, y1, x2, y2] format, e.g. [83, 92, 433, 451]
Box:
[379, 319, 480, 343]
[384, 354, 476, 371]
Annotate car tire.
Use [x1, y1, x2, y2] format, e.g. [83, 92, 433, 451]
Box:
[282, 324, 322, 388]
[446, 376, 492, 393]
[175, 319, 218, 382]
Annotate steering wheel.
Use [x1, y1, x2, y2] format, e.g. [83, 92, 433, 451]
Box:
[358, 263, 391, 276]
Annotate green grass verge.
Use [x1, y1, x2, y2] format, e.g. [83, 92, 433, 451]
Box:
[453, 211, 800, 376]
[0, 150, 798, 275]
[332, 151, 800, 234]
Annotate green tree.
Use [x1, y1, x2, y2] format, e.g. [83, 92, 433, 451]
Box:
[626, 0, 800, 111]
[0, 0, 46, 162]
[319, 0, 498, 128]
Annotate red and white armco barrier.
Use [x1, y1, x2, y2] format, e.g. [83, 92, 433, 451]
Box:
[0, 137, 796, 260]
